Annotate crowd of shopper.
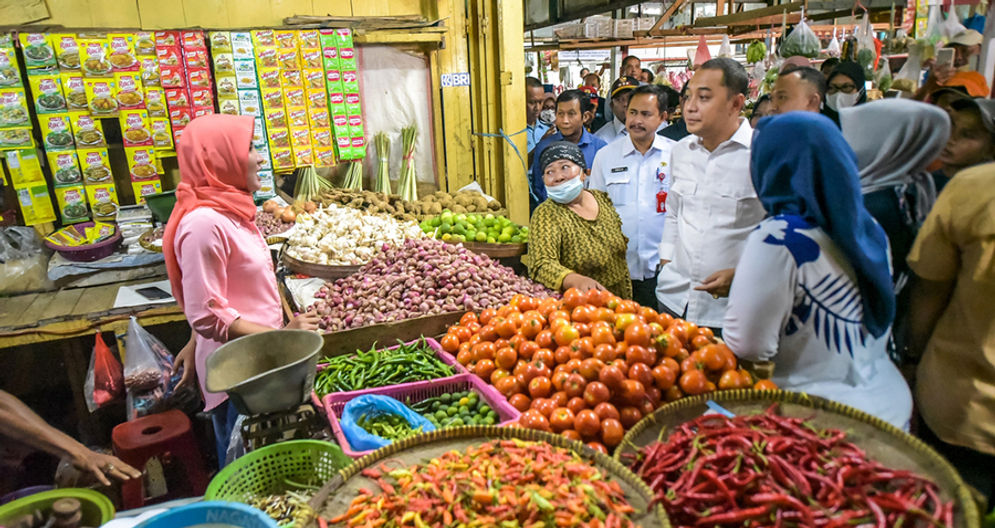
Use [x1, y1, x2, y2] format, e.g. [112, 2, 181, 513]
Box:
[525, 48, 995, 503]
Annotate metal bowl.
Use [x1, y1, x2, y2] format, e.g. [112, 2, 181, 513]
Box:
[206, 330, 323, 415]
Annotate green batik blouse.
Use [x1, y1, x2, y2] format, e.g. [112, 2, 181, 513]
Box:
[527, 190, 633, 299]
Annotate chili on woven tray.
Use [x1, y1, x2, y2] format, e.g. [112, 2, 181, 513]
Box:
[622, 404, 954, 528]
[327, 439, 641, 528]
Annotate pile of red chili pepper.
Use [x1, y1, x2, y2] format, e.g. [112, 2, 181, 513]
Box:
[623, 405, 954, 528]
[328, 439, 641, 528]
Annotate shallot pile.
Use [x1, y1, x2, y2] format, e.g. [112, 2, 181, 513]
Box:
[255, 211, 294, 238]
[306, 238, 552, 331]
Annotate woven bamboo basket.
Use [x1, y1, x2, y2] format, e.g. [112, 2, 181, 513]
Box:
[316, 425, 670, 527]
[615, 389, 980, 528]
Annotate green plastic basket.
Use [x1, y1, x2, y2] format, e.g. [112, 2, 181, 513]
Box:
[0, 488, 115, 526]
[204, 440, 352, 503]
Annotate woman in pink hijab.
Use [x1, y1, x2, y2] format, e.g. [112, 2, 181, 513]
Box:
[162, 114, 318, 465]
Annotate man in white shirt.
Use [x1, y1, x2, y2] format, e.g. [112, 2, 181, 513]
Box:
[590, 84, 676, 307]
[656, 58, 765, 331]
[620, 55, 642, 80]
[594, 76, 639, 143]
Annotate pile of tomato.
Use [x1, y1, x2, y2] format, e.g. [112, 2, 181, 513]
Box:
[440, 288, 777, 453]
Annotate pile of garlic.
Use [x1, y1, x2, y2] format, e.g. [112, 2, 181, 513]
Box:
[286, 204, 424, 265]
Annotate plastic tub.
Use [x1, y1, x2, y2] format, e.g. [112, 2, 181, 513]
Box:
[134, 501, 277, 528]
[44, 221, 122, 262]
[0, 488, 114, 526]
[144, 190, 176, 225]
[0, 485, 52, 506]
[311, 337, 468, 410]
[324, 373, 521, 457]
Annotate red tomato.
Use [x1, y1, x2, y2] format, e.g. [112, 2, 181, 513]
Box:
[754, 379, 779, 391]
[718, 369, 744, 390]
[698, 345, 727, 372]
[571, 305, 594, 323]
[554, 324, 580, 347]
[679, 369, 709, 395]
[585, 288, 607, 307]
[460, 312, 478, 327]
[494, 347, 517, 370]
[667, 320, 691, 342]
[566, 397, 588, 415]
[574, 409, 601, 438]
[520, 409, 550, 432]
[562, 429, 582, 442]
[586, 441, 609, 454]
[495, 376, 522, 397]
[663, 386, 683, 402]
[528, 376, 553, 399]
[625, 345, 656, 366]
[574, 322, 590, 337]
[616, 300, 640, 314]
[656, 312, 675, 329]
[551, 371, 569, 392]
[530, 397, 556, 417]
[478, 308, 497, 326]
[518, 340, 539, 360]
[651, 364, 677, 391]
[593, 402, 621, 422]
[591, 324, 616, 347]
[619, 407, 643, 429]
[628, 363, 654, 389]
[579, 358, 605, 381]
[533, 348, 555, 367]
[623, 322, 652, 348]
[452, 326, 472, 343]
[550, 390, 568, 408]
[638, 397, 656, 417]
[535, 330, 554, 350]
[594, 307, 616, 324]
[583, 381, 611, 407]
[600, 418, 625, 447]
[594, 343, 617, 363]
[474, 359, 496, 380]
[554, 346, 573, 365]
[572, 337, 595, 359]
[645, 387, 662, 407]
[598, 365, 625, 391]
[614, 313, 638, 333]
[619, 379, 647, 407]
[691, 334, 714, 351]
[549, 407, 576, 433]
[490, 368, 510, 386]
[456, 349, 473, 366]
[478, 325, 498, 342]
[563, 373, 586, 399]
[441, 333, 460, 353]
[508, 393, 531, 412]
[538, 297, 560, 318]
[562, 288, 584, 310]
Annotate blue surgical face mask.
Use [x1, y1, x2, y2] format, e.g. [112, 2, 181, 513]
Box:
[546, 175, 584, 204]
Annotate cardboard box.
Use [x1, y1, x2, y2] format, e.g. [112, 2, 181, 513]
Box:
[5, 149, 45, 185]
[108, 34, 139, 72]
[39, 114, 75, 151]
[47, 150, 83, 185]
[14, 182, 57, 225]
[69, 112, 106, 147]
[78, 148, 112, 184]
[83, 79, 118, 117]
[120, 109, 152, 147]
[54, 185, 90, 224]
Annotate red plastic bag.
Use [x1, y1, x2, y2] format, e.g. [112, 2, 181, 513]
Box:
[84, 332, 124, 412]
[694, 36, 712, 67]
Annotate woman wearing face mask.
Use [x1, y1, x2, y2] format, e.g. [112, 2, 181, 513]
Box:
[163, 114, 320, 466]
[527, 142, 632, 298]
[823, 61, 866, 122]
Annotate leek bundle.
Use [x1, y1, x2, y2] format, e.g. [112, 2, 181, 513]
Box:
[374, 132, 391, 194]
[397, 125, 418, 202]
[342, 160, 364, 190]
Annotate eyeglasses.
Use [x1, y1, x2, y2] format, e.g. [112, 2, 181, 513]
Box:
[827, 83, 858, 94]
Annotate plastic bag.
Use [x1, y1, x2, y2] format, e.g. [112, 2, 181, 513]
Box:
[826, 29, 842, 58]
[340, 395, 435, 451]
[941, 9, 967, 41]
[855, 13, 877, 72]
[0, 227, 51, 295]
[718, 35, 733, 58]
[925, 5, 944, 44]
[781, 18, 821, 58]
[893, 42, 923, 92]
[693, 36, 711, 67]
[123, 317, 197, 420]
[875, 57, 893, 91]
[84, 332, 124, 412]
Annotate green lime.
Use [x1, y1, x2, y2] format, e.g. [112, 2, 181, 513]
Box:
[498, 233, 512, 243]
[434, 410, 447, 420]
[484, 416, 495, 425]
[432, 401, 441, 411]
[446, 407, 458, 416]
[455, 213, 467, 223]
[450, 417, 464, 426]
[475, 232, 487, 242]
[510, 235, 522, 244]
[440, 221, 452, 234]
[487, 236, 497, 244]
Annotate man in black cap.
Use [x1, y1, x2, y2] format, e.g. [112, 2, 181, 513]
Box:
[594, 76, 640, 143]
[658, 83, 690, 141]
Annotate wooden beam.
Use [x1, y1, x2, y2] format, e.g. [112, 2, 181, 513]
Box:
[641, 0, 689, 37]
[694, 0, 803, 26]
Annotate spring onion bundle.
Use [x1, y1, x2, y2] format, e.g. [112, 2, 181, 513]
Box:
[397, 125, 418, 202]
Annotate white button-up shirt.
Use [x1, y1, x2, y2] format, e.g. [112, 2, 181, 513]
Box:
[656, 118, 765, 328]
[588, 133, 676, 281]
[594, 116, 627, 144]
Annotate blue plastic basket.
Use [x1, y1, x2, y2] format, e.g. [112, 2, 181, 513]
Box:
[135, 501, 277, 528]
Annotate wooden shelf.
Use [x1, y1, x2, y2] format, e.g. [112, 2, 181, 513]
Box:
[354, 27, 446, 48]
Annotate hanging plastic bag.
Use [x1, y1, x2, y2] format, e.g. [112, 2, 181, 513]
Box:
[693, 36, 711, 67]
[0, 227, 52, 295]
[781, 18, 821, 58]
[941, 8, 967, 41]
[855, 13, 877, 73]
[340, 395, 435, 451]
[827, 28, 842, 58]
[84, 332, 124, 412]
[875, 56, 893, 91]
[718, 34, 733, 58]
[925, 5, 945, 44]
[123, 316, 184, 419]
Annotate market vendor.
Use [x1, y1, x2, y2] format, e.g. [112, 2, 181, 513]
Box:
[527, 141, 632, 298]
[162, 114, 320, 466]
[723, 112, 912, 430]
[530, 90, 608, 212]
[0, 390, 141, 487]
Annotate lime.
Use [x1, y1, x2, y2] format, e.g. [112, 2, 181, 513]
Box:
[455, 213, 467, 223]
[474, 232, 487, 242]
[484, 416, 496, 425]
[440, 393, 452, 403]
[450, 417, 464, 426]
[498, 233, 512, 243]
[446, 407, 458, 417]
[459, 397, 470, 407]
[510, 235, 522, 244]
[430, 217, 442, 227]
[487, 236, 497, 244]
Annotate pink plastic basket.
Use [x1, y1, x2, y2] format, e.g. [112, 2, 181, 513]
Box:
[324, 374, 521, 458]
[310, 337, 468, 411]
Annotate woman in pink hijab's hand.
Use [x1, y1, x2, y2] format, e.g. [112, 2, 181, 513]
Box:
[162, 114, 319, 466]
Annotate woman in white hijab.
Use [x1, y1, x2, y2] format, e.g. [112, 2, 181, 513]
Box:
[840, 99, 951, 359]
